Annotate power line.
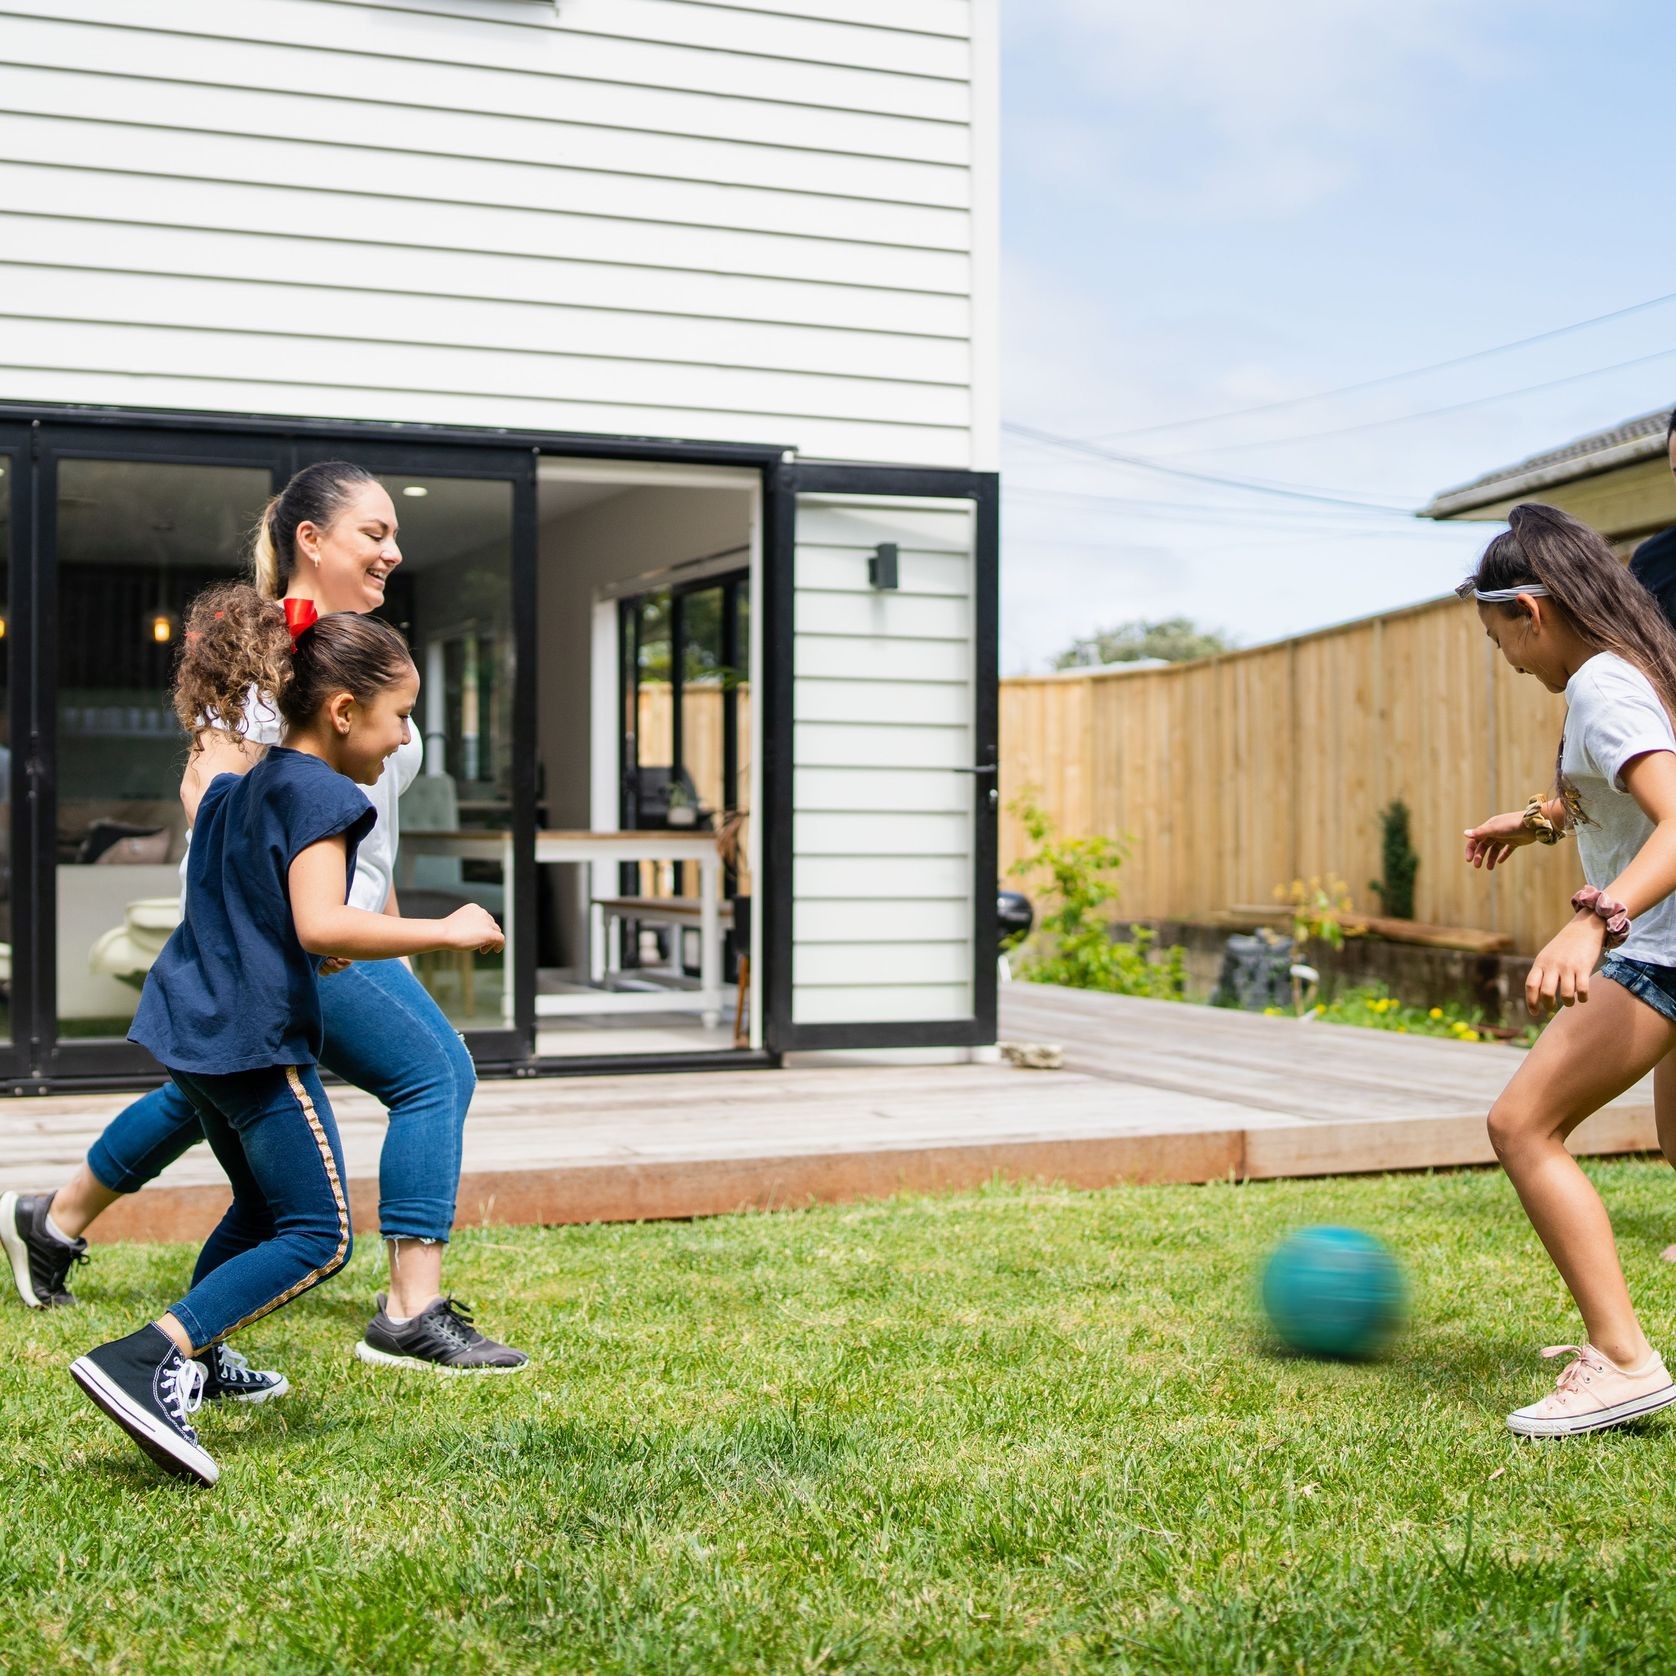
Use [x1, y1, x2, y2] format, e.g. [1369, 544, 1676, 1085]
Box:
[1002, 422, 1421, 514]
[1076, 287, 1676, 443]
[1160, 344, 1676, 458]
[1005, 484, 1439, 524]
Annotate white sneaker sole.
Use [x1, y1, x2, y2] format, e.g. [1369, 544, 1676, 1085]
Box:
[70, 1356, 220, 1485]
[0, 1191, 43, 1309]
[209, 1373, 290, 1405]
[353, 1340, 530, 1376]
[1507, 1380, 1676, 1437]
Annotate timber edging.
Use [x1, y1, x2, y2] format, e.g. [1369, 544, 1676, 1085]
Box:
[83, 1104, 1660, 1246]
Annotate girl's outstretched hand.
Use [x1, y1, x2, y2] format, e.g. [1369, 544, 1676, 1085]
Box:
[1525, 914, 1606, 1016]
[1464, 810, 1536, 871]
[440, 903, 505, 954]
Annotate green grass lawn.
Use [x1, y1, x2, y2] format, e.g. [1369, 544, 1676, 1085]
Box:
[8, 1163, 1676, 1673]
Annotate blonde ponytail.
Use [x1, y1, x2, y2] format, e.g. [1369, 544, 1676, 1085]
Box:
[251, 496, 282, 600]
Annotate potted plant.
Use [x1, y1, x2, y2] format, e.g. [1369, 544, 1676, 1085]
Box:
[666, 779, 697, 827]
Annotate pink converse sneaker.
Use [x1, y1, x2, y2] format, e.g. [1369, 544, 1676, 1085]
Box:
[1506, 1344, 1676, 1437]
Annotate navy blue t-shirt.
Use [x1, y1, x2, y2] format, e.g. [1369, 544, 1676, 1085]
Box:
[130, 747, 376, 1074]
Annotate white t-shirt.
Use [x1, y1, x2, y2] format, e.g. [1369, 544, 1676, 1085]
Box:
[1561, 653, 1676, 965]
[181, 686, 423, 914]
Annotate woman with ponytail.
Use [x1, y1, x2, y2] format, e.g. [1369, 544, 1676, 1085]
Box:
[1, 462, 528, 1379]
[1461, 502, 1676, 1436]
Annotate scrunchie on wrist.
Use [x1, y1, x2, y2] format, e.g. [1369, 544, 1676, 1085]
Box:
[1571, 885, 1631, 949]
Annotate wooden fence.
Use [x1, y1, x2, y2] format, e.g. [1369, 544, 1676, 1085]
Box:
[1000, 595, 1578, 955]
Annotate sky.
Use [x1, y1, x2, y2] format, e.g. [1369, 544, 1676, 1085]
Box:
[999, 0, 1676, 673]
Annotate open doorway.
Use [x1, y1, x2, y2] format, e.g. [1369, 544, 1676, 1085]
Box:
[531, 458, 761, 1060]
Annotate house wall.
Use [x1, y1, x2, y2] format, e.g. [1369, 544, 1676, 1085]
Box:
[0, 0, 994, 469]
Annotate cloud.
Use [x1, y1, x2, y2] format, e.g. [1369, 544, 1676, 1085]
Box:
[1006, 0, 1542, 218]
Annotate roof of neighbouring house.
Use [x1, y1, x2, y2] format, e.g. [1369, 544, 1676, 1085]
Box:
[1421, 407, 1673, 518]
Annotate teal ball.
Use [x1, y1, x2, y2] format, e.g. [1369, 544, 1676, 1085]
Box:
[1261, 1226, 1406, 1359]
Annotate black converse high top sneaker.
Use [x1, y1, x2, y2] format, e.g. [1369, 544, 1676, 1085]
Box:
[197, 1343, 290, 1404]
[71, 1324, 219, 1486]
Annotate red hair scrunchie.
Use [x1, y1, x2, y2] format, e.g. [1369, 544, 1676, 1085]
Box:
[283, 596, 320, 652]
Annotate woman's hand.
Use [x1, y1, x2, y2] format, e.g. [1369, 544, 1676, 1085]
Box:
[439, 904, 505, 954]
[1464, 810, 1538, 871]
[319, 956, 353, 977]
[1525, 914, 1607, 1016]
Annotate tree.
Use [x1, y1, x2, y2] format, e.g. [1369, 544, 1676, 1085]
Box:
[1051, 616, 1231, 670]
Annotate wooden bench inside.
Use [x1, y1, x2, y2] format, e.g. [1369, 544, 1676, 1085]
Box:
[594, 895, 735, 928]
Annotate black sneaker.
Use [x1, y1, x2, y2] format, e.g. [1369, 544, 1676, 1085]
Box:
[354, 1294, 529, 1374]
[196, 1343, 289, 1404]
[70, 1323, 219, 1486]
[0, 1190, 89, 1308]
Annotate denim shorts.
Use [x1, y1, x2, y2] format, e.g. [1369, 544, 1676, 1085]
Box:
[1601, 954, 1676, 1027]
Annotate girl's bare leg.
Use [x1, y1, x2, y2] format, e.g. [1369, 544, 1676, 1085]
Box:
[47, 1163, 122, 1241]
[1488, 980, 1676, 1369]
[1655, 1057, 1676, 1174]
[1652, 1059, 1676, 1260]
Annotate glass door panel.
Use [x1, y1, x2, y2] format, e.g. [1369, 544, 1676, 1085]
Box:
[389, 473, 515, 1034]
[0, 440, 20, 1065]
[53, 456, 273, 1043]
[296, 441, 535, 1064]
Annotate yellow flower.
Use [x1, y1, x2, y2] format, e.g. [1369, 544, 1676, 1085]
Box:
[1462, 1029, 1481, 1043]
[1397, 1025, 1409, 1033]
[1429, 1007, 1443, 1020]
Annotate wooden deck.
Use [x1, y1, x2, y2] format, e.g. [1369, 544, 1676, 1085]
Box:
[0, 985, 1657, 1244]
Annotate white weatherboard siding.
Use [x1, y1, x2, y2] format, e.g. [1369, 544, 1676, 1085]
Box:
[791, 495, 976, 1026]
[0, 0, 993, 468]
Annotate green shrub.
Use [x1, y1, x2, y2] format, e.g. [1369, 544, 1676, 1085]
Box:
[1007, 796, 1187, 1000]
[1370, 799, 1419, 921]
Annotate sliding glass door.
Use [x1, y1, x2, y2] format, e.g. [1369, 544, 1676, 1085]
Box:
[12, 422, 536, 1083]
[38, 429, 287, 1081]
[0, 429, 30, 1081]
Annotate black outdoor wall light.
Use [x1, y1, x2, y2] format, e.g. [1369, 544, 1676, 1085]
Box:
[869, 542, 899, 590]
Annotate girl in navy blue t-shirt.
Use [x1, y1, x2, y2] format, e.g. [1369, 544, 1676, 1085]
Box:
[70, 590, 503, 1486]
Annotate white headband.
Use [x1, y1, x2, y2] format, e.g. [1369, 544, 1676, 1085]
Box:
[1454, 580, 1550, 603]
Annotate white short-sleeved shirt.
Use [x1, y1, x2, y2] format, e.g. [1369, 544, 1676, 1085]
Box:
[1562, 653, 1676, 965]
[181, 686, 423, 914]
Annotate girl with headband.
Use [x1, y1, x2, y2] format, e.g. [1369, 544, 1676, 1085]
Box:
[72, 598, 503, 1484]
[1461, 502, 1676, 1436]
[2, 461, 528, 1380]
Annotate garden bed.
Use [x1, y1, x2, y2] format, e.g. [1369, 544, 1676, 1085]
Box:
[1147, 918, 1534, 1025]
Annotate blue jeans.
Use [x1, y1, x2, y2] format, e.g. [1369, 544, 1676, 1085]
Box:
[1602, 954, 1676, 1027]
[90, 960, 475, 1242]
[167, 1063, 352, 1351]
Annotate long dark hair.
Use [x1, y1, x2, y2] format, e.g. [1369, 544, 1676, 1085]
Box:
[251, 460, 376, 598]
[1463, 502, 1676, 808]
[175, 583, 412, 739]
